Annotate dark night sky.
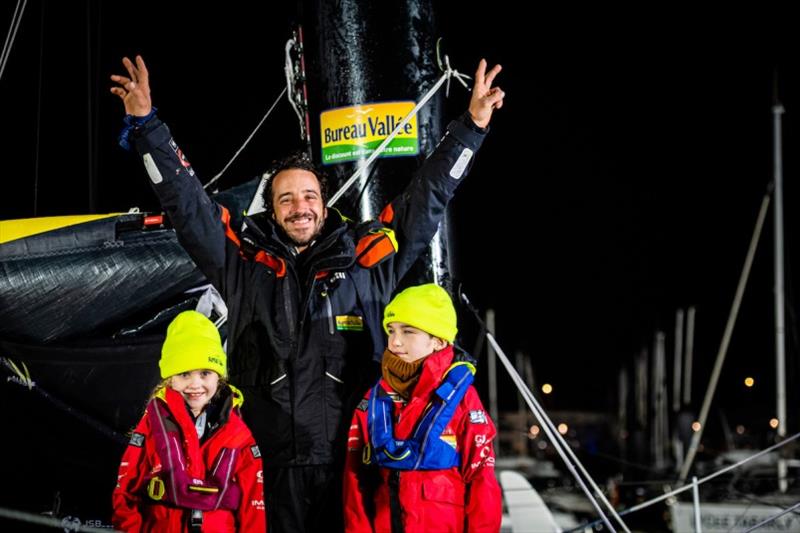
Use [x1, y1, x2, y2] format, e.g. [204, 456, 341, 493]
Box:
[2, 3, 798, 421]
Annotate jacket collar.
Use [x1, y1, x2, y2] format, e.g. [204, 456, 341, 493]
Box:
[242, 209, 355, 273]
[381, 344, 455, 401]
[412, 344, 456, 399]
[386, 345, 455, 439]
[155, 385, 239, 433]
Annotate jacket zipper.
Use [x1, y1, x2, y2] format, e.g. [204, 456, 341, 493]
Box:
[282, 277, 295, 337]
[388, 470, 405, 533]
[322, 287, 335, 335]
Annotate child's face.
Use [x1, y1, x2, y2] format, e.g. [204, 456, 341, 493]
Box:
[170, 369, 220, 416]
[386, 322, 447, 363]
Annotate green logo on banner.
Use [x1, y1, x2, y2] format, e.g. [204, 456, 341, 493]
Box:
[320, 102, 419, 165]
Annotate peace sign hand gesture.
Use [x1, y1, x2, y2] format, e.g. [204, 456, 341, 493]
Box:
[468, 59, 504, 129]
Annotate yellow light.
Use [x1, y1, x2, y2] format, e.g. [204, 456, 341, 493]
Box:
[542, 383, 553, 395]
[530, 425, 540, 437]
[744, 377, 754, 388]
[558, 423, 568, 435]
[691, 421, 701, 432]
[736, 425, 745, 435]
[770, 418, 780, 429]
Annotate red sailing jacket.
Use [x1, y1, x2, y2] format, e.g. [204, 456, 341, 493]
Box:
[343, 346, 502, 532]
[112, 386, 266, 532]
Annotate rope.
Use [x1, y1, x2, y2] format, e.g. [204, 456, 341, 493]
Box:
[460, 289, 627, 532]
[0, 0, 28, 82]
[435, 38, 471, 97]
[566, 430, 800, 531]
[203, 86, 287, 191]
[328, 50, 471, 207]
[284, 37, 306, 141]
[3, 357, 32, 389]
[0, 506, 118, 532]
[743, 501, 800, 532]
[486, 332, 627, 532]
[1, 357, 128, 445]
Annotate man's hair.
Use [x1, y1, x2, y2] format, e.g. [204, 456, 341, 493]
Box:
[261, 151, 329, 217]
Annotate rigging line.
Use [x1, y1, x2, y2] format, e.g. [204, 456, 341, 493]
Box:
[0, 0, 28, 82]
[585, 449, 664, 475]
[327, 71, 447, 206]
[459, 288, 624, 530]
[0, 0, 23, 68]
[494, 334, 627, 532]
[731, 491, 800, 518]
[743, 501, 800, 533]
[727, 499, 758, 533]
[0, 506, 117, 533]
[203, 86, 287, 191]
[86, 0, 94, 212]
[284, 37, 305, 140]
[33, 0, 44, 216]
[1, 357, 127, 445]
[327, 56, 469, 207]
[567, 430, 800, 532]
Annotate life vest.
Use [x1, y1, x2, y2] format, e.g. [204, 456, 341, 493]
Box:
[144, 397, 241, 511]
[364, 361, 475, 470]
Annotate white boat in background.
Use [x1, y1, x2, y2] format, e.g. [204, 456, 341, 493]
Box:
[669, 502, 800, 533]
[500, 470, 581, 533]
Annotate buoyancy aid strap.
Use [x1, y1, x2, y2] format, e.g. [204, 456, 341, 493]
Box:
[435, 361, 475, 402]
[365, 362, 475, 470]
[145, 399, 242, 511]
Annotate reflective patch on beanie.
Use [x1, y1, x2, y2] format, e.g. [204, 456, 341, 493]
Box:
[336, 315, 364, 331]
[469, 410, 487, 424]
[143, 153, 163, 184]
[129, 432, 145, 447]
[250, 445, 261, 459]
[449, 147, 473, 179]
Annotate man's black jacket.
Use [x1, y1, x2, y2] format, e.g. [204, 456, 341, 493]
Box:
[133, 114, 486, 466]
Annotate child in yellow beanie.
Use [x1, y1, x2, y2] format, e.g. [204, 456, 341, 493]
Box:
[112, 311, 266, 532]
[343, 284, 502, 532]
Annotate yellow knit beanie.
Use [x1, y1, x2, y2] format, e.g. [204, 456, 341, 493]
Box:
[159, 311, 227, 378]
[383, 284, 457, 343]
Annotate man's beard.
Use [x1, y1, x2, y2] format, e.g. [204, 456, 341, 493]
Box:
[283, 212, 324, 247]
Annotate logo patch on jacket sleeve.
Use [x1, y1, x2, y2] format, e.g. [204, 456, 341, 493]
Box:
[449, 148, 474, 179]
[129, 432, 145, 447]
[250, 445, 261, 459]
[336, 315, 364, 331]
[357, 399, 369, 412]
[469, 410, 487, 424]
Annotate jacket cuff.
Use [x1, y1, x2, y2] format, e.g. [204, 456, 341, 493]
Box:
[446, 112, 488, 150]
[133, 117, 172, 154]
